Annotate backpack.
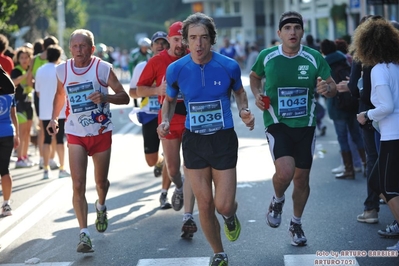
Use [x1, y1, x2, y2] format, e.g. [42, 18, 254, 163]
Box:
[331, 61, 359, 113]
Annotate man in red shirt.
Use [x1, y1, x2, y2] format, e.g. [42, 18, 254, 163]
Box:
[0, 34, 14, 75]
[137, 22, 197, 239]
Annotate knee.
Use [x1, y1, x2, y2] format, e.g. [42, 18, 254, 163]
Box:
[166, 165, 180, 179]
[96, 179, 110, 190]
[215, 199, 236, 217]
[72, 179, 86, 195]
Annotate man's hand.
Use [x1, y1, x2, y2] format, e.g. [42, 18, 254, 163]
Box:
[240, 109, 255, 131]
[47, 119, 59, 136]
[337, 80, 350, 93]
[316, 77, 331, 96]
[88, 91, 106, 104]
[157, 121, 170, 139]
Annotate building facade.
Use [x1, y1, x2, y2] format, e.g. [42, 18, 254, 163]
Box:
[183, 0, 399, 50]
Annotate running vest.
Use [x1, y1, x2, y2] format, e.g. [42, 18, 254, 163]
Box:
[62, 57, 113, 137]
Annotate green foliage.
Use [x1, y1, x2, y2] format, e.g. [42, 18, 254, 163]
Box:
[0, 0, 18, 34]
[7, 0, 87, 51]
[84, 0, 191, 49]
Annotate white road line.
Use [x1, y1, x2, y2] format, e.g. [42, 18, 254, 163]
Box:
[0, 179, 69, 236]
[137, 257, 210, 266]
[0, 263, 73, 266]
[284, 254, 359, 266]
[0, 179, 70, 253]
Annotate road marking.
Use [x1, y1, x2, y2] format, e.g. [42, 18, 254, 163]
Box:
[0, 179, 69, 236]
[0, 179, 70, 253]
[137, 257, 210, 266]
[284, 254, 359, 266]
[0, 263, 73, 266]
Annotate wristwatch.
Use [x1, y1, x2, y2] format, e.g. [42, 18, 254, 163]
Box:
[239, 108, 250, 118]
[364, 111, 369, 120]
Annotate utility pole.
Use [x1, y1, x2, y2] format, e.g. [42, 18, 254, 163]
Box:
[57, 0, 65, 51]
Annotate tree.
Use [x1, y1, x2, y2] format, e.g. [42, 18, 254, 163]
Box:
[0, 0, 18, 34]
[84, 0, 191, 49]
[7, 0, 87, 51]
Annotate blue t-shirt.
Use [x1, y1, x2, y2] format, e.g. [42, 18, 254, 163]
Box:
[0, 94, 16, 137]
[166, 52, 242, 134]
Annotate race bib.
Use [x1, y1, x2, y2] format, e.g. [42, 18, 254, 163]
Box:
[66, 81, 97, 114]
[277, 87, 308, 118]
[188, 100, 224, 134]
[148, 95, 160, 113]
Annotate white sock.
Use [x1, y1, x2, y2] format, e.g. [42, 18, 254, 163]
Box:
[274, 194, 285, 203]
[183, 213, 193, 222]
[80, 228, 90, 236]
[291, 215, 301, 225]
[161, 189, 167, 194]
[2, 200, 9, 206]
[96, 201, 106, 211]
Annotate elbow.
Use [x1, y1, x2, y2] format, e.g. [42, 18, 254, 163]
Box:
[129, 88, 138, 98]
[123, 93, 130, 105]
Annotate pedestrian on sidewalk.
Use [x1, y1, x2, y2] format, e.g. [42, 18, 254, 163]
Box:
[0, 65, 19, 216]
[158, 12, 254, 265]
[352, 16, 399, 251]
[47, 29, 130, 253]
[249, 11, 337, 247]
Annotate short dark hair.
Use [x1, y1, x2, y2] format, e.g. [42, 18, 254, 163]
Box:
[320, 39, 336, 55]
[43, 35, 58, 50]
[182, 12, 217, 46]
[335, 39, 348, 54]
[46, 45, 62, 63]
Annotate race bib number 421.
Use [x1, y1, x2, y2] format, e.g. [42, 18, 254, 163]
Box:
[66, 81, 96, 114]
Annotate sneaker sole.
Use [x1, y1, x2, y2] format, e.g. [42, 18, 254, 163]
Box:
[378, 232, 399, 238]
[180, 231, 194, 239]
[291, 240, 307, 247]
[160, 203, 172, 210]
[77, 243, 94, 253]
[357, 218, 378, 224]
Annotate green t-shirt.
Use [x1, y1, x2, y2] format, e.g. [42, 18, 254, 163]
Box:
[251, 45, 331, 128]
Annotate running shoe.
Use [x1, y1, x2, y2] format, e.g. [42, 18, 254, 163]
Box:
[43, 170, 51, 180]
[171, 189, 184, 211]
[159, 192, 172, 209]
[153, 159, 164, 178]
[378, 220, 399, 238]
[58, 170, 71, 178]
[357, 209, 378, 224]
[15, 159, 32, 169]
[209, 253, 228, 266]
[266, 196, 285, 228]
[223, 214, 241, 242]
[289, 221, 307, 246]
[387, 240, 399, 251]
[76, 233, 94, 253]
[181, 216, 198, 238]
[1, 204, 12, 216]
[95, 200, 108, 233]
[50, 159, 60, 170]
